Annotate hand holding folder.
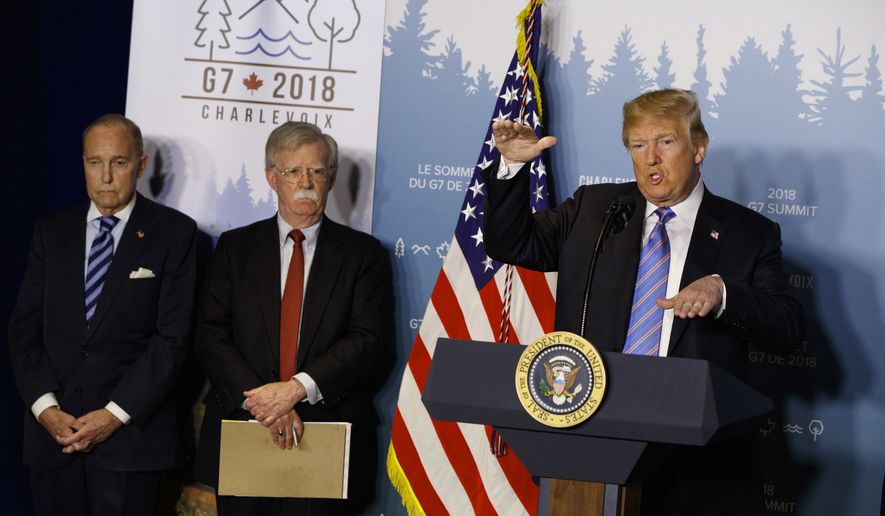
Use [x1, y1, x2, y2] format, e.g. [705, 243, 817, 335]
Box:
[218, 420, 351, 499]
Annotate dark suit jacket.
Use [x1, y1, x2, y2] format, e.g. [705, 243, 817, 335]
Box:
[193, 215, 393, 493]
[485, 167, 806, 515]
[484, 167, 805, 380]
[7, 193, 198, 471]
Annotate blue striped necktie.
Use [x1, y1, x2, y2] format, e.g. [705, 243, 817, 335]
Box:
[85, 216, 120, 326]
[624, 207, 675, 356]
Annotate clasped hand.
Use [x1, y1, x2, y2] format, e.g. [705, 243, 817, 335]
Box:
[38, 407, 123, 454]
[244, 380, 307, 448]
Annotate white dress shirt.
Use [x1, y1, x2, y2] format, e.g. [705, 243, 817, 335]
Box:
[276, 214, 323, 404]
[31, 196, 137, 424]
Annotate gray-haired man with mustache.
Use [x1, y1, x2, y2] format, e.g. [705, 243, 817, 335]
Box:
[194, 122, 393, 515]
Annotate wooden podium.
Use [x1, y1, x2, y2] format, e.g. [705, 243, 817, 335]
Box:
[422, 338, 772, 516]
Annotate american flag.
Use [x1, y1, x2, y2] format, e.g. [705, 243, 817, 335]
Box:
[387, 2, 556, 514]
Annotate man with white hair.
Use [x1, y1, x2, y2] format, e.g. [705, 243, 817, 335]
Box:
[194, 121, 393, 515]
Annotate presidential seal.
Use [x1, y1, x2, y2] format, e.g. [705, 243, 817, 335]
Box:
[514, 331, 606, 428]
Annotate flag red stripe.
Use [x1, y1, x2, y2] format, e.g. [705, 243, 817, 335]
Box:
[407, 335, 433, 393]
[484, 426, 540, 513]
[516, 268, 556, 333]
[429, 272, 503, 512]
[391, 410, 448, 515]
[478, 277, 504, 342]
[432, 270, 470, 339]
[430, 418, 498, 515]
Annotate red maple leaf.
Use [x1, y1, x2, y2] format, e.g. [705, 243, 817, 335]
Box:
[243, 73, 263, 94]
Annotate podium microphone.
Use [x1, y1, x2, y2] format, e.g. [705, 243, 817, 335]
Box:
[578, 197, 636, 338]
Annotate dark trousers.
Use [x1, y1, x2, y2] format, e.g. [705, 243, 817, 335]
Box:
[640, 436, 764, 516]
[216, 495, 353, 516]
[29, 456, 162, 516]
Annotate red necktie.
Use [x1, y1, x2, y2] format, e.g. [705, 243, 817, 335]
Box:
[280, 229, 305, 381]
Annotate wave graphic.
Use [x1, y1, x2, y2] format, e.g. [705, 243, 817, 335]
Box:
[236, 43, 311, 60]
[237, 28, 312, 45]
[782, 424, 803, 433]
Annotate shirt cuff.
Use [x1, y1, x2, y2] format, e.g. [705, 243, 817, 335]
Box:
[293, 372, 323, 404]
[105, 401, 131, 425]
[31, 393, 59, 420]
[496, 158, 525, 180]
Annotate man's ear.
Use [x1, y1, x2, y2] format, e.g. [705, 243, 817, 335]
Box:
[135, 155, 148, 179]
[328, 169, 337, 189]
[266, 169, 279, 193]
[693, 139, 708, 165]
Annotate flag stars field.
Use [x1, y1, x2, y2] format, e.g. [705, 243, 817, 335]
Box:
[468, 179, 485, 198]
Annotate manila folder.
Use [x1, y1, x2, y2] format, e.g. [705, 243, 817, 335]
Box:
[218, 420, 351, 498]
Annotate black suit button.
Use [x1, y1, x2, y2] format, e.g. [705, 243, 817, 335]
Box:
[81, 349, 90, 357]
[74, 387, 82, 394]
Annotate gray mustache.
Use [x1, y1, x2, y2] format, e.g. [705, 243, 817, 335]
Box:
[293, 190, 319, 201]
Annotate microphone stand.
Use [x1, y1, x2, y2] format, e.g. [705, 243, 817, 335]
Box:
[578, 199, 634, 338]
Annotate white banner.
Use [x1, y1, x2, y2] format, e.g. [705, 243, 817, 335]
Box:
[126, 0, 387, 236]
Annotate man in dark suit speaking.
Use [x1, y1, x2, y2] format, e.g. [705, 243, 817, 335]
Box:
[7, 114, 198, 515]
[484, 89, 805, 515]
[194, 121, 393, 515]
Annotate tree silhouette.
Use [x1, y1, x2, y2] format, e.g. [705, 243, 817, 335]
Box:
[771, 24, 812, 123]
[423, 36, 495, 163]
[216, 165, 261, 230]
[714, 37, 782, 140]
[474, 64, 496, 96]
[384, 0, 440, 80]
[195, 0, 232, 60]
[254, 187, 276, 220]
[542, 32, 596, 187]
[655, 41, 675, 89]
[591, 26, 653, 97]
[859, 45, 885, 113]
[308, 0, 361, 69]
[563, 31, 593, 96]
[432, 36, 476, 94]
[690, 25, 714, 119]
[585, 26, 652, 180]
[853, 44, 885, 139]
[807, 29, 863, 128]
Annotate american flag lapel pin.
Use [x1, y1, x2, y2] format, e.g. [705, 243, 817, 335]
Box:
[710, 229, 719, 240]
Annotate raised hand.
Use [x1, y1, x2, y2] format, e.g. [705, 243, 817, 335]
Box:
[491, 120, 557, 164]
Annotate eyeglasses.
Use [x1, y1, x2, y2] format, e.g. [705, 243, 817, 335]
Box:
[272, 165, 329, 183]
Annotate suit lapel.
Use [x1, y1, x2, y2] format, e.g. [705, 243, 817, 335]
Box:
[85, 196, 155, 342]
[249, 217, 283, 367]
[60, 204, 90, 340]
[591, 187, 646, 351]
[297, 216, 344, 368]
[668, 187, 727, 353]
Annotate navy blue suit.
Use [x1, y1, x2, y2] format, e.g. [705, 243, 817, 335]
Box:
[8, 193, 197, 513]
[484, 166, 806, 515]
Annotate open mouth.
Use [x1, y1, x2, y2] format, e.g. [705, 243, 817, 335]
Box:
[648, 172, 663, 185]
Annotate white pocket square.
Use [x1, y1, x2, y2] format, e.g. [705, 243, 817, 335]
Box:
[129, 267, 156, 279]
